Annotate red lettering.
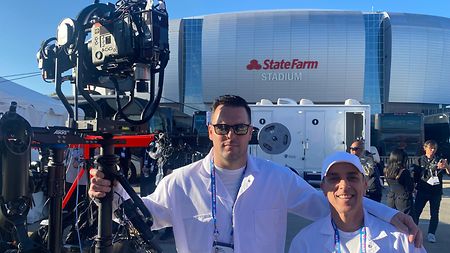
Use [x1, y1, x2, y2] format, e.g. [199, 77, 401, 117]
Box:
[303, 61, 319, 69]
[273, 61, 280, 69]
[292, 59, 298, 69]
[263, 59, 271, 69]
[257, 59, 319, 70]
[284, 61, 291, 69]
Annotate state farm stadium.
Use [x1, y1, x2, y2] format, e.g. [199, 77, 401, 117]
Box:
[150, 10, 450, 115]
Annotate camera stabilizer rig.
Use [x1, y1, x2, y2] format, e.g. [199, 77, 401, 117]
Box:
[0, 104, 163, 253]
[33, 0, 170, 253]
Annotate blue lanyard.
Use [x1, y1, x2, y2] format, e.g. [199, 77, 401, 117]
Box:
[331, 220, 366, 253]
[210, 159, 247, 245]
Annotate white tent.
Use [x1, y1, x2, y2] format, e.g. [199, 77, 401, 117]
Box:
[0, 77, 69, 127]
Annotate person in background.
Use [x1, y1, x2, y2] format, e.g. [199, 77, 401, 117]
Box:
[384, 149, 415, 216]
[89, 95, 421, 253]
[412, 140, 450, 243]
[140, 142, 158, 197]
[115, 147, 132, 181]
[370, 146, 386, 185]
[289, 152, 427, 253]
[349, 139, 383, 202]
[141, 132, 174, 240]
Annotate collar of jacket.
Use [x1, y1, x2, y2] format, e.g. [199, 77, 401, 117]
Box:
[201, 149, 260, 211]
[319, 210, 387, 252]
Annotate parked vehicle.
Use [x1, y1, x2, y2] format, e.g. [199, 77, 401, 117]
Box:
[371, 113, 424, 157]
[248, 98, 370, 183]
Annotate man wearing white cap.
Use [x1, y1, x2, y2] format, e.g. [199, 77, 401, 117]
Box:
[289, 152, 427, 253]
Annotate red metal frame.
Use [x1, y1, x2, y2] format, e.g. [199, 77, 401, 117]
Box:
[63, 134, 155, 209]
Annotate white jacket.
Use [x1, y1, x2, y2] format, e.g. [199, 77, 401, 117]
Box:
[116, 150, 397, 253]
[289, 210, 427, 253]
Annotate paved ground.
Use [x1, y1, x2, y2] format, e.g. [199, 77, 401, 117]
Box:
[155, 175, 450, 253]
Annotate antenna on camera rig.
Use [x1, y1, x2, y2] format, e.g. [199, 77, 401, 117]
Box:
[36, 1, 169, 253]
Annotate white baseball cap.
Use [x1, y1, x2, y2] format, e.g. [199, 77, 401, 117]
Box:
[321, 151, 364, 180]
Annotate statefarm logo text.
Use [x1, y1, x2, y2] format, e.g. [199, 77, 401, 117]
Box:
[246, 58, 319, 81]
[247, 59, 319, 70]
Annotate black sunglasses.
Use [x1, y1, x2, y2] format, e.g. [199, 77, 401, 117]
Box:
[211, 124, 250, 135]
[349, 147, 361, 151]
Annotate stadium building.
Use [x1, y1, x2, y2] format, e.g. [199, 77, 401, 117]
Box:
[153, 10, 450, 115]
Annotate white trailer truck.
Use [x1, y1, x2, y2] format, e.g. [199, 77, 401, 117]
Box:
[249, 98, 370, 182]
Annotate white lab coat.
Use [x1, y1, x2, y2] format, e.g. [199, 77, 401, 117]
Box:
[289, 210, 427, 253]
[116, 150, 397, 253]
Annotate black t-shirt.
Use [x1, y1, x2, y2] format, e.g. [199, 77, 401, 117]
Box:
[386, 169, 414, 195]
[413, 155, 445, 195]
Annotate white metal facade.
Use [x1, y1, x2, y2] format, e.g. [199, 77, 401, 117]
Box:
[159, 10, 450, 113]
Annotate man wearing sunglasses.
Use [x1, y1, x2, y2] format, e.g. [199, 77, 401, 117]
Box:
[349, 139, 383, 202]
[89, 95, 421, 253]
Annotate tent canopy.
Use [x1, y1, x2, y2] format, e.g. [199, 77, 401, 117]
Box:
[0, 77, 70, 127]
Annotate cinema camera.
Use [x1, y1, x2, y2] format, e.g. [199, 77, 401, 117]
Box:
[37, 0, 169, 129]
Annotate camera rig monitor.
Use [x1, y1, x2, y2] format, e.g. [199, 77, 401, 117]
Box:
[37, 0, 170, 132]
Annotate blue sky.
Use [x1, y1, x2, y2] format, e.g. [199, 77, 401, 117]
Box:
[1, 0, 449, 95]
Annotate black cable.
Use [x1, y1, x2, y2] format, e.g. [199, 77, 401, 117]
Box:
[0, 73, 42, 83]
[161, 96, 205, 111]
[1, 75, 204, 113]
[0, 72, 41, 78]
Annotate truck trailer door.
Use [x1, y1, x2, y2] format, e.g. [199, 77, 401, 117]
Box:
[249, 110, 273, 159]
[304, 111, 325, 171]
[346, 112, 365, 148]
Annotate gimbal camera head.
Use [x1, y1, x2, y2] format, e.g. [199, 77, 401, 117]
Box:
[37, 0, 170, 130]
